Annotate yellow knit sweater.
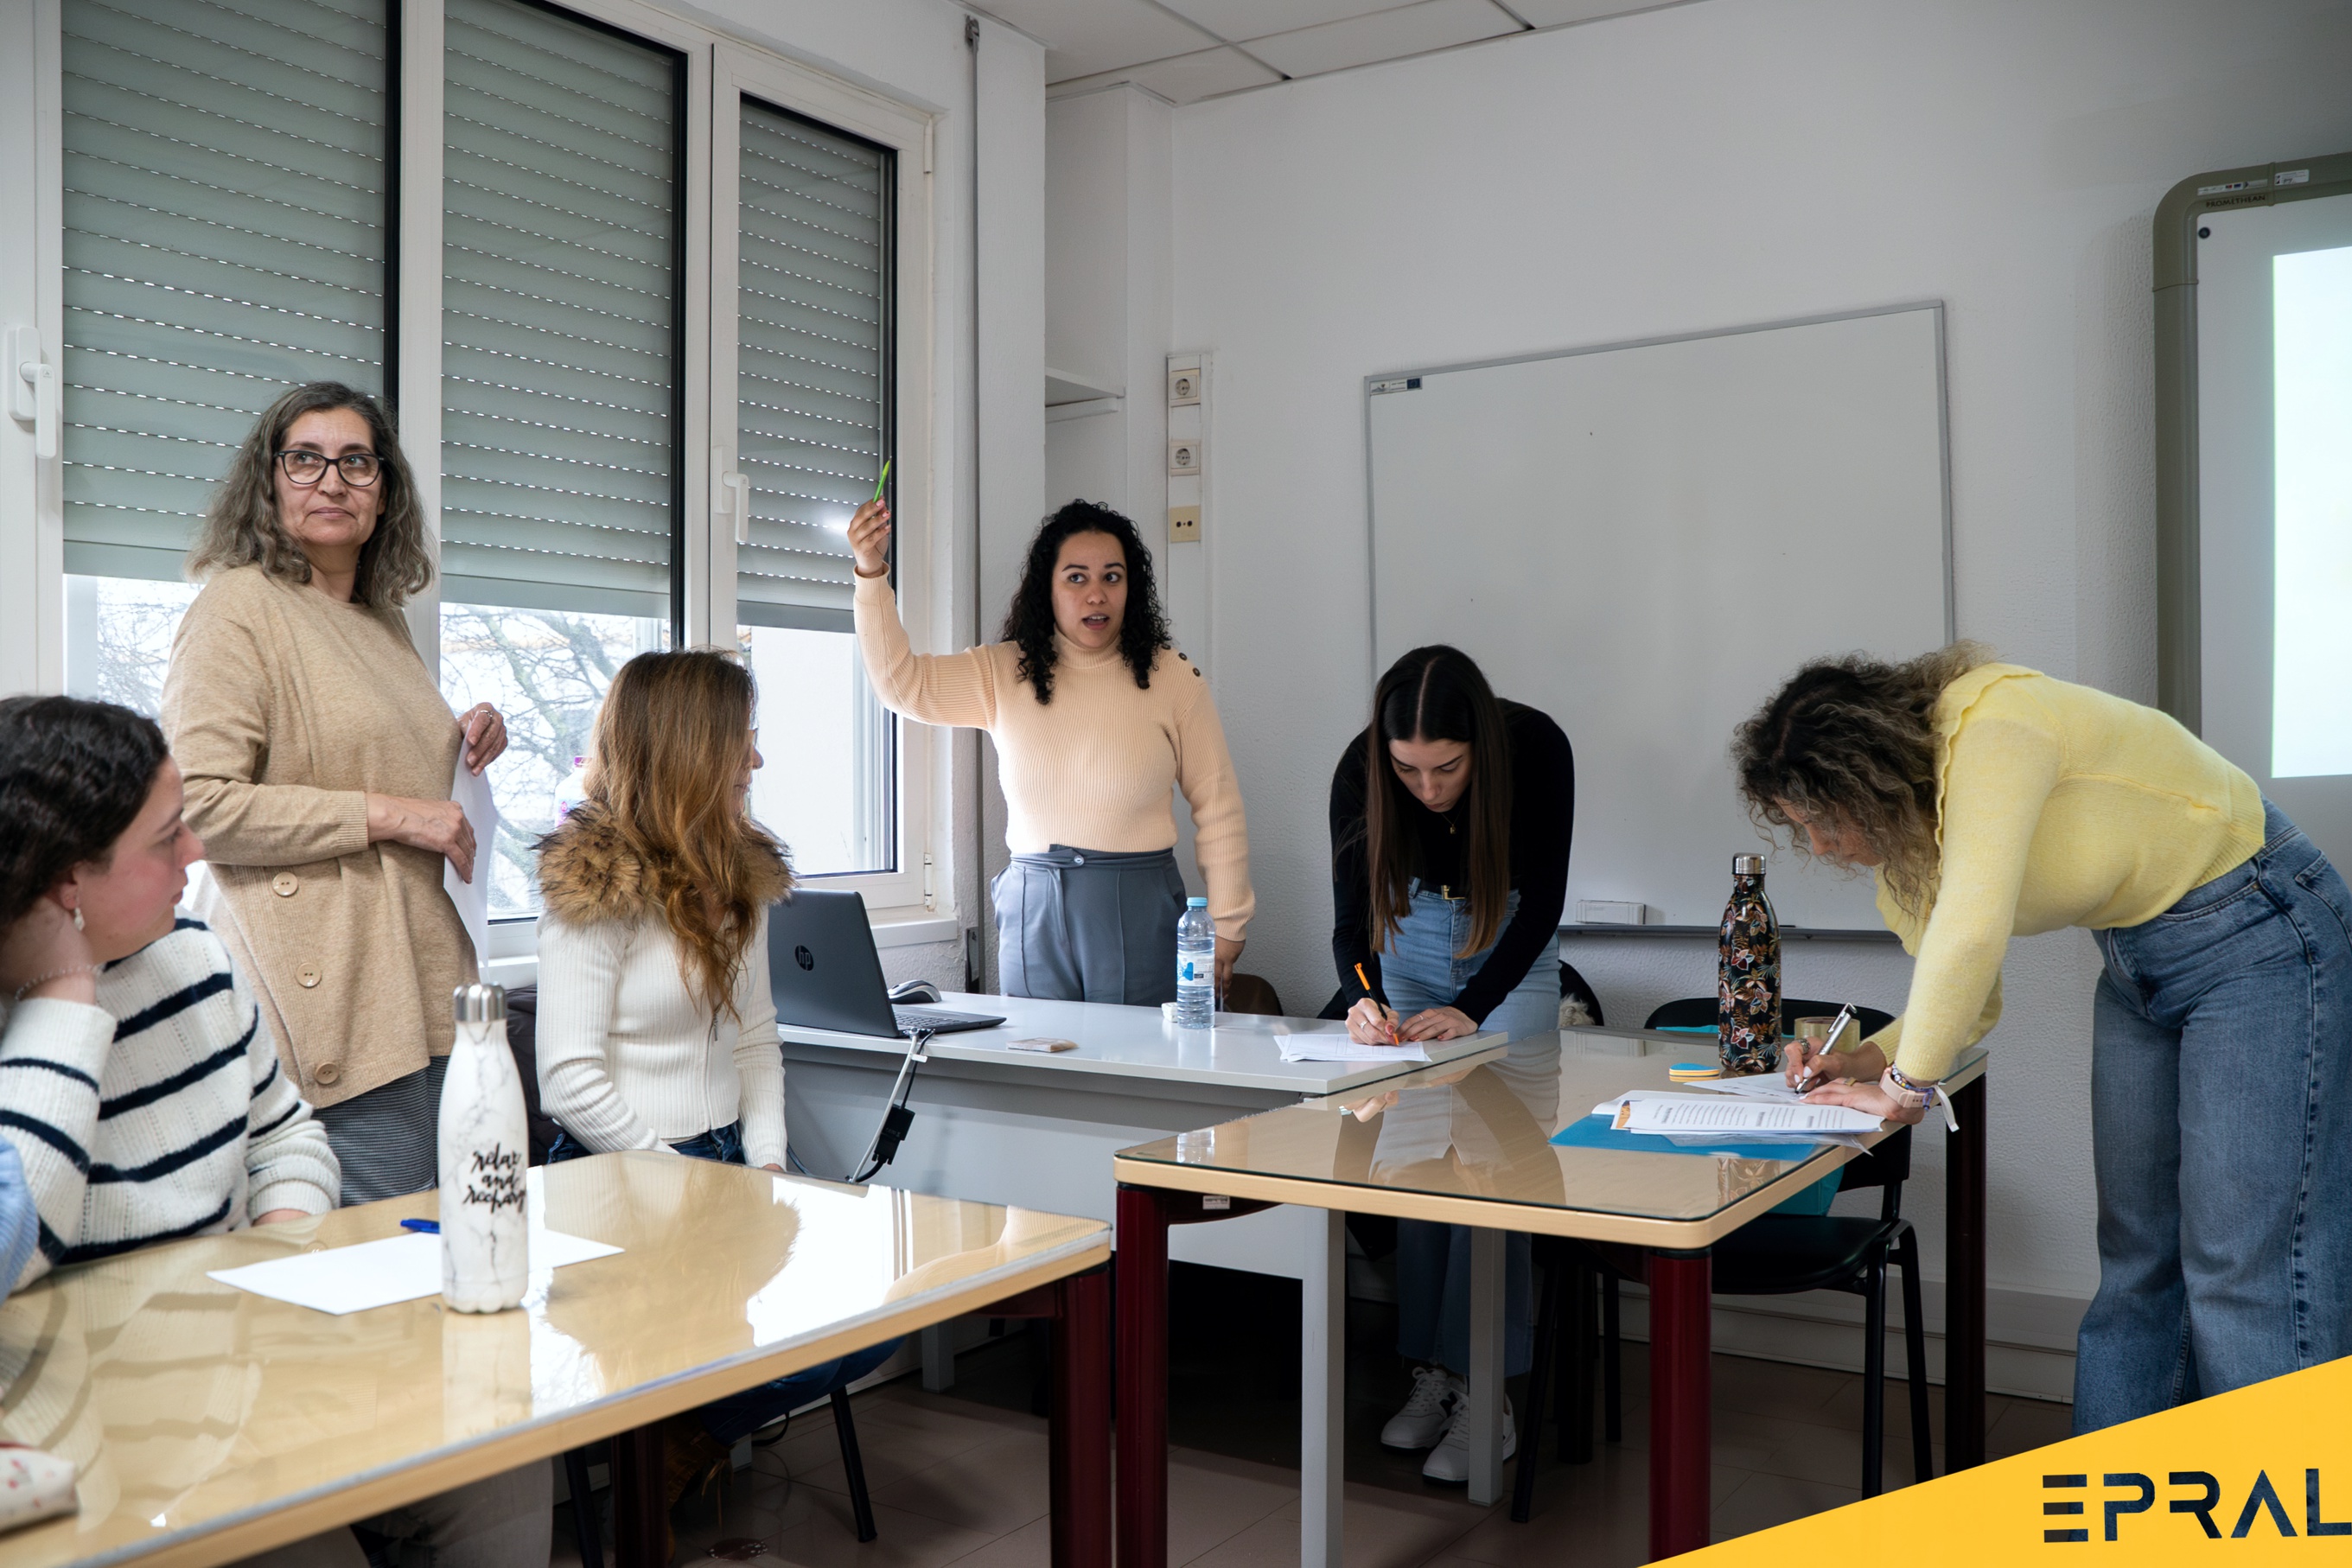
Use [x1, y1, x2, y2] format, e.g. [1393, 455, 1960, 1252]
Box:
[853, 572, 1256, 941]
[1871, 664, 2266, 1080]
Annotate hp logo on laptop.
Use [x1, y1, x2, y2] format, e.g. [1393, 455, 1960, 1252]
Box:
[794, 945, 816, 971]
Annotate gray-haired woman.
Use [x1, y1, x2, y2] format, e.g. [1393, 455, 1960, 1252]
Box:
[160, 382, 508, 1203]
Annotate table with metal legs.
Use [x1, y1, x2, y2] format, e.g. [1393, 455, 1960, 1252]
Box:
[1112, 1034, 1988, 1565]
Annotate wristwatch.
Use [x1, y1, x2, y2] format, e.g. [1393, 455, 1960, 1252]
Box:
[1879, 1065, 1960, 1131]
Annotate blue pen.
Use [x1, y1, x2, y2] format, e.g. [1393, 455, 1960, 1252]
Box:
[400, 1218, 440, 1234]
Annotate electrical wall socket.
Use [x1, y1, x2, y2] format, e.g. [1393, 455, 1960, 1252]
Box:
[1168, 367, 1200, 406]
[1168, 438, 1201, 476]
[1169, 505, 1201, 543]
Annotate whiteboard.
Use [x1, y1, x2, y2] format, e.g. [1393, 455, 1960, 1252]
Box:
[1367, 304, 1952, 933]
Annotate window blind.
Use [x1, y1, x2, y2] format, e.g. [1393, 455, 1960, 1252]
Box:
[735, 99, 891, 632]
[439, 0, 680, 620]
[59, 0, 388, 583]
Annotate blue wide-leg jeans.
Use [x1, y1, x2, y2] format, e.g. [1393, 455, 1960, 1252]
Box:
[2075, 801, 2352, 1431]
[1382, 885, 1558, 1380]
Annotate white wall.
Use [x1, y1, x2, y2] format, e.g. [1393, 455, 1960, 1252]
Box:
[1162, 0, 2352, 1357]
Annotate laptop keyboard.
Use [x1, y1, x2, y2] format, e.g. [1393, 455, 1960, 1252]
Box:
[894, 1006, 1002, 1034]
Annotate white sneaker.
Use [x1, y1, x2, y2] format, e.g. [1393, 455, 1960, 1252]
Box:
[1380, 1366, 1463, 1450]
[1420, 1394, 1516, 1483]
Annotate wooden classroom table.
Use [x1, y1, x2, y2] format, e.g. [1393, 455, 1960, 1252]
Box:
[0, 1152, 1112, 1568]
[1110, 1028, 1988, 1565]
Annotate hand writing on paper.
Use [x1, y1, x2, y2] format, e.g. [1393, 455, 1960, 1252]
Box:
[1347, 996, 1404, 1045]
[1782, 1037, 1885, 1091]
[848, 499, 893, 578]
[1803, 1077, 1918, 1125]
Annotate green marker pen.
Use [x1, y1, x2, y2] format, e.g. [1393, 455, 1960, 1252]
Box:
[871, 457, 892, 502]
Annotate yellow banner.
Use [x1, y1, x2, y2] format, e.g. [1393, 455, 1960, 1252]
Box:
[1686, 1356, 2352, 1562]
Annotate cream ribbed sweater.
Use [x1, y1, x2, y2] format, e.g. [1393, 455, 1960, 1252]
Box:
[532, 907, 787, 1170]
[854, 573, 1255, 940]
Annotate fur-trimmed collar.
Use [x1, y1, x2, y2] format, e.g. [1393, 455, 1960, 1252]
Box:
[535, 803, 792, 926]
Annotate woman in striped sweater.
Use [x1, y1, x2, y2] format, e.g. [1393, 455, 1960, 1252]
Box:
[0, 696, 549, 1567]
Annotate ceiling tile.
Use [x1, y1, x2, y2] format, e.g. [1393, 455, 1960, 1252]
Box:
[1049, 46, 1284, 105]
[1246, 0, 1521, 78]
[1157, 0, 1403, 43]
[1505, 0, 1673, 25]
[974, 0, 1221, 82]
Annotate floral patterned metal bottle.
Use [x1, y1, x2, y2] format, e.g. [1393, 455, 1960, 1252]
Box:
[1718, 854, 1781, 1075]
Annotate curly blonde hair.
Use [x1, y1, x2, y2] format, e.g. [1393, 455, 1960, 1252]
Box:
[1731, 642, 1991, 912]
[186, 382, 432, 609]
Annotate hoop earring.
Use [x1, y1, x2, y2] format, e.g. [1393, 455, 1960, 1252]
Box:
[72, 908, 84, 932]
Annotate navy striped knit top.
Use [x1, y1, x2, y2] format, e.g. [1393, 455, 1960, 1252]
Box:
[0, 919, 340, 1288]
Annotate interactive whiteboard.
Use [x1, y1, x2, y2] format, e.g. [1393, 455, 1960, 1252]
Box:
[1367, 304, 1952, 933]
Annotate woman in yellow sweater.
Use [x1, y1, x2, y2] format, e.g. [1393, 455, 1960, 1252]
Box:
[1734, 644, 2352, 1432]
[847, 498, 1252, 1004]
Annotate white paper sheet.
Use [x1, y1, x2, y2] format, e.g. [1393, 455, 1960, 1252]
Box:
[444, 759, 500, 966]
[1615, 1096, 1882, 1136]
[1691, 1074, 1808, 1103]
[207, 1228, 619, 1315]
[1277, 1036, 1432, 1064]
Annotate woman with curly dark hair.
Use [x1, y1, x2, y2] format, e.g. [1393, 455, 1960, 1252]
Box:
[1734, 644, 2352, 1434]
[848, 498, 1252, 1004]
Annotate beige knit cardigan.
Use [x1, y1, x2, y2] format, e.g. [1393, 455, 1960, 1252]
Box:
[160, 566, 474, 1109]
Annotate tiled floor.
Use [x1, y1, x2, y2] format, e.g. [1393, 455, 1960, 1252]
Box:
[557, 1273, 2077, 1567]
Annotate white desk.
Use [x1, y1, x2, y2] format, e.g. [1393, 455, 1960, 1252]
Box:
[777, 993, 1498, 1280]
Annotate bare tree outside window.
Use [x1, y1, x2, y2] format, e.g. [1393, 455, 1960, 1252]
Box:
[439, 604, 668, 916]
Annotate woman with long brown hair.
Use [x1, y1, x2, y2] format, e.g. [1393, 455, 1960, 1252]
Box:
[533, 647, 791, 1170]
[533, 648, 898, 1494]
[1329, 644, 1573, 1481]
[1738, 646, 2352, 1433]
[162, 381, 507, 1203]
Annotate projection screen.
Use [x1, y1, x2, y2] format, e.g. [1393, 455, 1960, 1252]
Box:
[2158, 153, 2352, 871]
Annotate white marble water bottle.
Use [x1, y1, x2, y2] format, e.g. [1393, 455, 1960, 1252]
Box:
[439, 983, 530, 1311]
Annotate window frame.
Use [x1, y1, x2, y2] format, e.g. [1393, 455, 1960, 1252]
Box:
[710, 41, 935, 915]
[17, 0, 945, 930]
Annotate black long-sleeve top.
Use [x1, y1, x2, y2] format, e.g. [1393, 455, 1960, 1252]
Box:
[1329, 702, 1575, 1026]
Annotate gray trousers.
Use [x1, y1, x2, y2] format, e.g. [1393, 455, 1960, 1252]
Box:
[991, 845, 1187, 1006]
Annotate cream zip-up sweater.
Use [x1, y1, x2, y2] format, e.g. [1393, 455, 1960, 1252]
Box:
[854, 572, 1256, 940]
[533, 908, 787, 1170]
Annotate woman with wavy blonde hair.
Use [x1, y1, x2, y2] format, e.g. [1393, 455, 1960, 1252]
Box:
[533, 647, 791, 1168]
[1733, 643, 2352, 1434]
[161, 381, 509, 1202]
[533, 648, 896, 1496]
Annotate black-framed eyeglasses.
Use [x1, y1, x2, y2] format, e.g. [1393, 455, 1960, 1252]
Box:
[276, 449, 383, 488]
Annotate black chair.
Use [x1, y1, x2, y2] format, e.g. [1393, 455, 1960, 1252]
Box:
[504, 985, 882, 1550]
[1510, 997, 1929, 1519]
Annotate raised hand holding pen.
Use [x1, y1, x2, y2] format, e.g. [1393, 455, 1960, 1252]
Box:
[847, 497, 893, 579]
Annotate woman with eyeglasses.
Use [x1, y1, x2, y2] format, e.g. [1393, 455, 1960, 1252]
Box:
[159, 382, 510, 1203]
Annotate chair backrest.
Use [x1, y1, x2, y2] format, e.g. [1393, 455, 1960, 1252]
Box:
[1223, 972, 1284, 1017]
[1641, 996, 1896, 1037]
[500, 984, 561, 1166]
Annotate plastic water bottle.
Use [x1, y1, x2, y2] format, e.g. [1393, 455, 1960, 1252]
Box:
[1176, 896, 1215, 1029]
[555, 756, 590, 818]
[440, 983, 530, 1312]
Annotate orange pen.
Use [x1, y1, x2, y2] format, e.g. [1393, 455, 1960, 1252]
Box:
[1354, 962, 1400, 1044]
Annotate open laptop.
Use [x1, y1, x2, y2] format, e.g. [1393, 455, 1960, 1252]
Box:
[768, 889, 1004, 1038]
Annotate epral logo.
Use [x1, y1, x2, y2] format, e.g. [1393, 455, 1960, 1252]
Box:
[2043, 1471, 2352, 1543]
